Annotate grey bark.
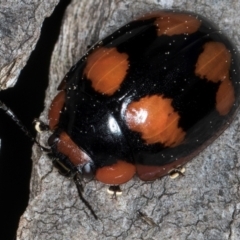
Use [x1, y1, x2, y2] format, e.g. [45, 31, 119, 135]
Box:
[12, 0, 240, 239]
[0, 0, 59, 90]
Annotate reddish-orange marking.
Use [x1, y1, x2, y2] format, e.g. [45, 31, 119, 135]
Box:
[195, 42, 231, 82]
[84, 47, 129, 95]
[95, 160, 136, 184]
[136, 160, 186, 181]
[125, 95, 185, 147]
[57, 131, 91, 166]
[216, 79, 235, 115]
[140, 12, 201, 36]
[136, 165, 172, 181]
[48, 91, 66, 130]
[195, 42, 235, 115]
[155, 12, 201, 36]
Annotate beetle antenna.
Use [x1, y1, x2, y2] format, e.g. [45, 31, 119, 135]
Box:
[73, 172, 98, 220]
[0, 100, 49, 151]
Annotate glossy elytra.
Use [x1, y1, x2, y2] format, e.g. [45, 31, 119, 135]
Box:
[48, 10, 240, 185]
[1, 10, 240, 218]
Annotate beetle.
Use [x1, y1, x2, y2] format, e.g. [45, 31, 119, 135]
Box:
[1, 10, 240, 218]
[48, 9, 240, 184]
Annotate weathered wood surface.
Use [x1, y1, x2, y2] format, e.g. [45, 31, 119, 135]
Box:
[12, 0, 240, 239]
[0, 0, 59, 90]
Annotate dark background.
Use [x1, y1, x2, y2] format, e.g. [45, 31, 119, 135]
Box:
[0, 1, 71, 239]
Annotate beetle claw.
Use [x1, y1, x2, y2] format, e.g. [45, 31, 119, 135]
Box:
[107, 185, 122, 200]
[169, 167, 186, 179]
[33, 118, 49, 133]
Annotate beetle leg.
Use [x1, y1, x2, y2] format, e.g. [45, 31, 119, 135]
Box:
[51, 156, 73, 178]
[168, 166, 186, 179]
[33, 118, 49, 133]
[107, 185, 122, 200]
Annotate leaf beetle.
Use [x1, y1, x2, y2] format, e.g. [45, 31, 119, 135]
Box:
[1, 10, 240, 218]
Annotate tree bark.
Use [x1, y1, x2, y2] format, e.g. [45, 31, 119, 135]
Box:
[0, 0, 59, 89]
[16, 0, 240, 239]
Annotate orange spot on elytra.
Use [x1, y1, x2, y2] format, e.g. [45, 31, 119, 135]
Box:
[95, 160, 136, 184]
[136, 160, 186, 181]
[195, 42, 235, 115]
[48, 91, 65, 130]
[58, 131, 91, 166]
[84, 47, 129, 95]
[125, 95, 185, 147]
[152, 12, 201, 36]
[195, 42, 231, 83]
[216, 79, 235, 115]
[155, 13, 201, 36]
